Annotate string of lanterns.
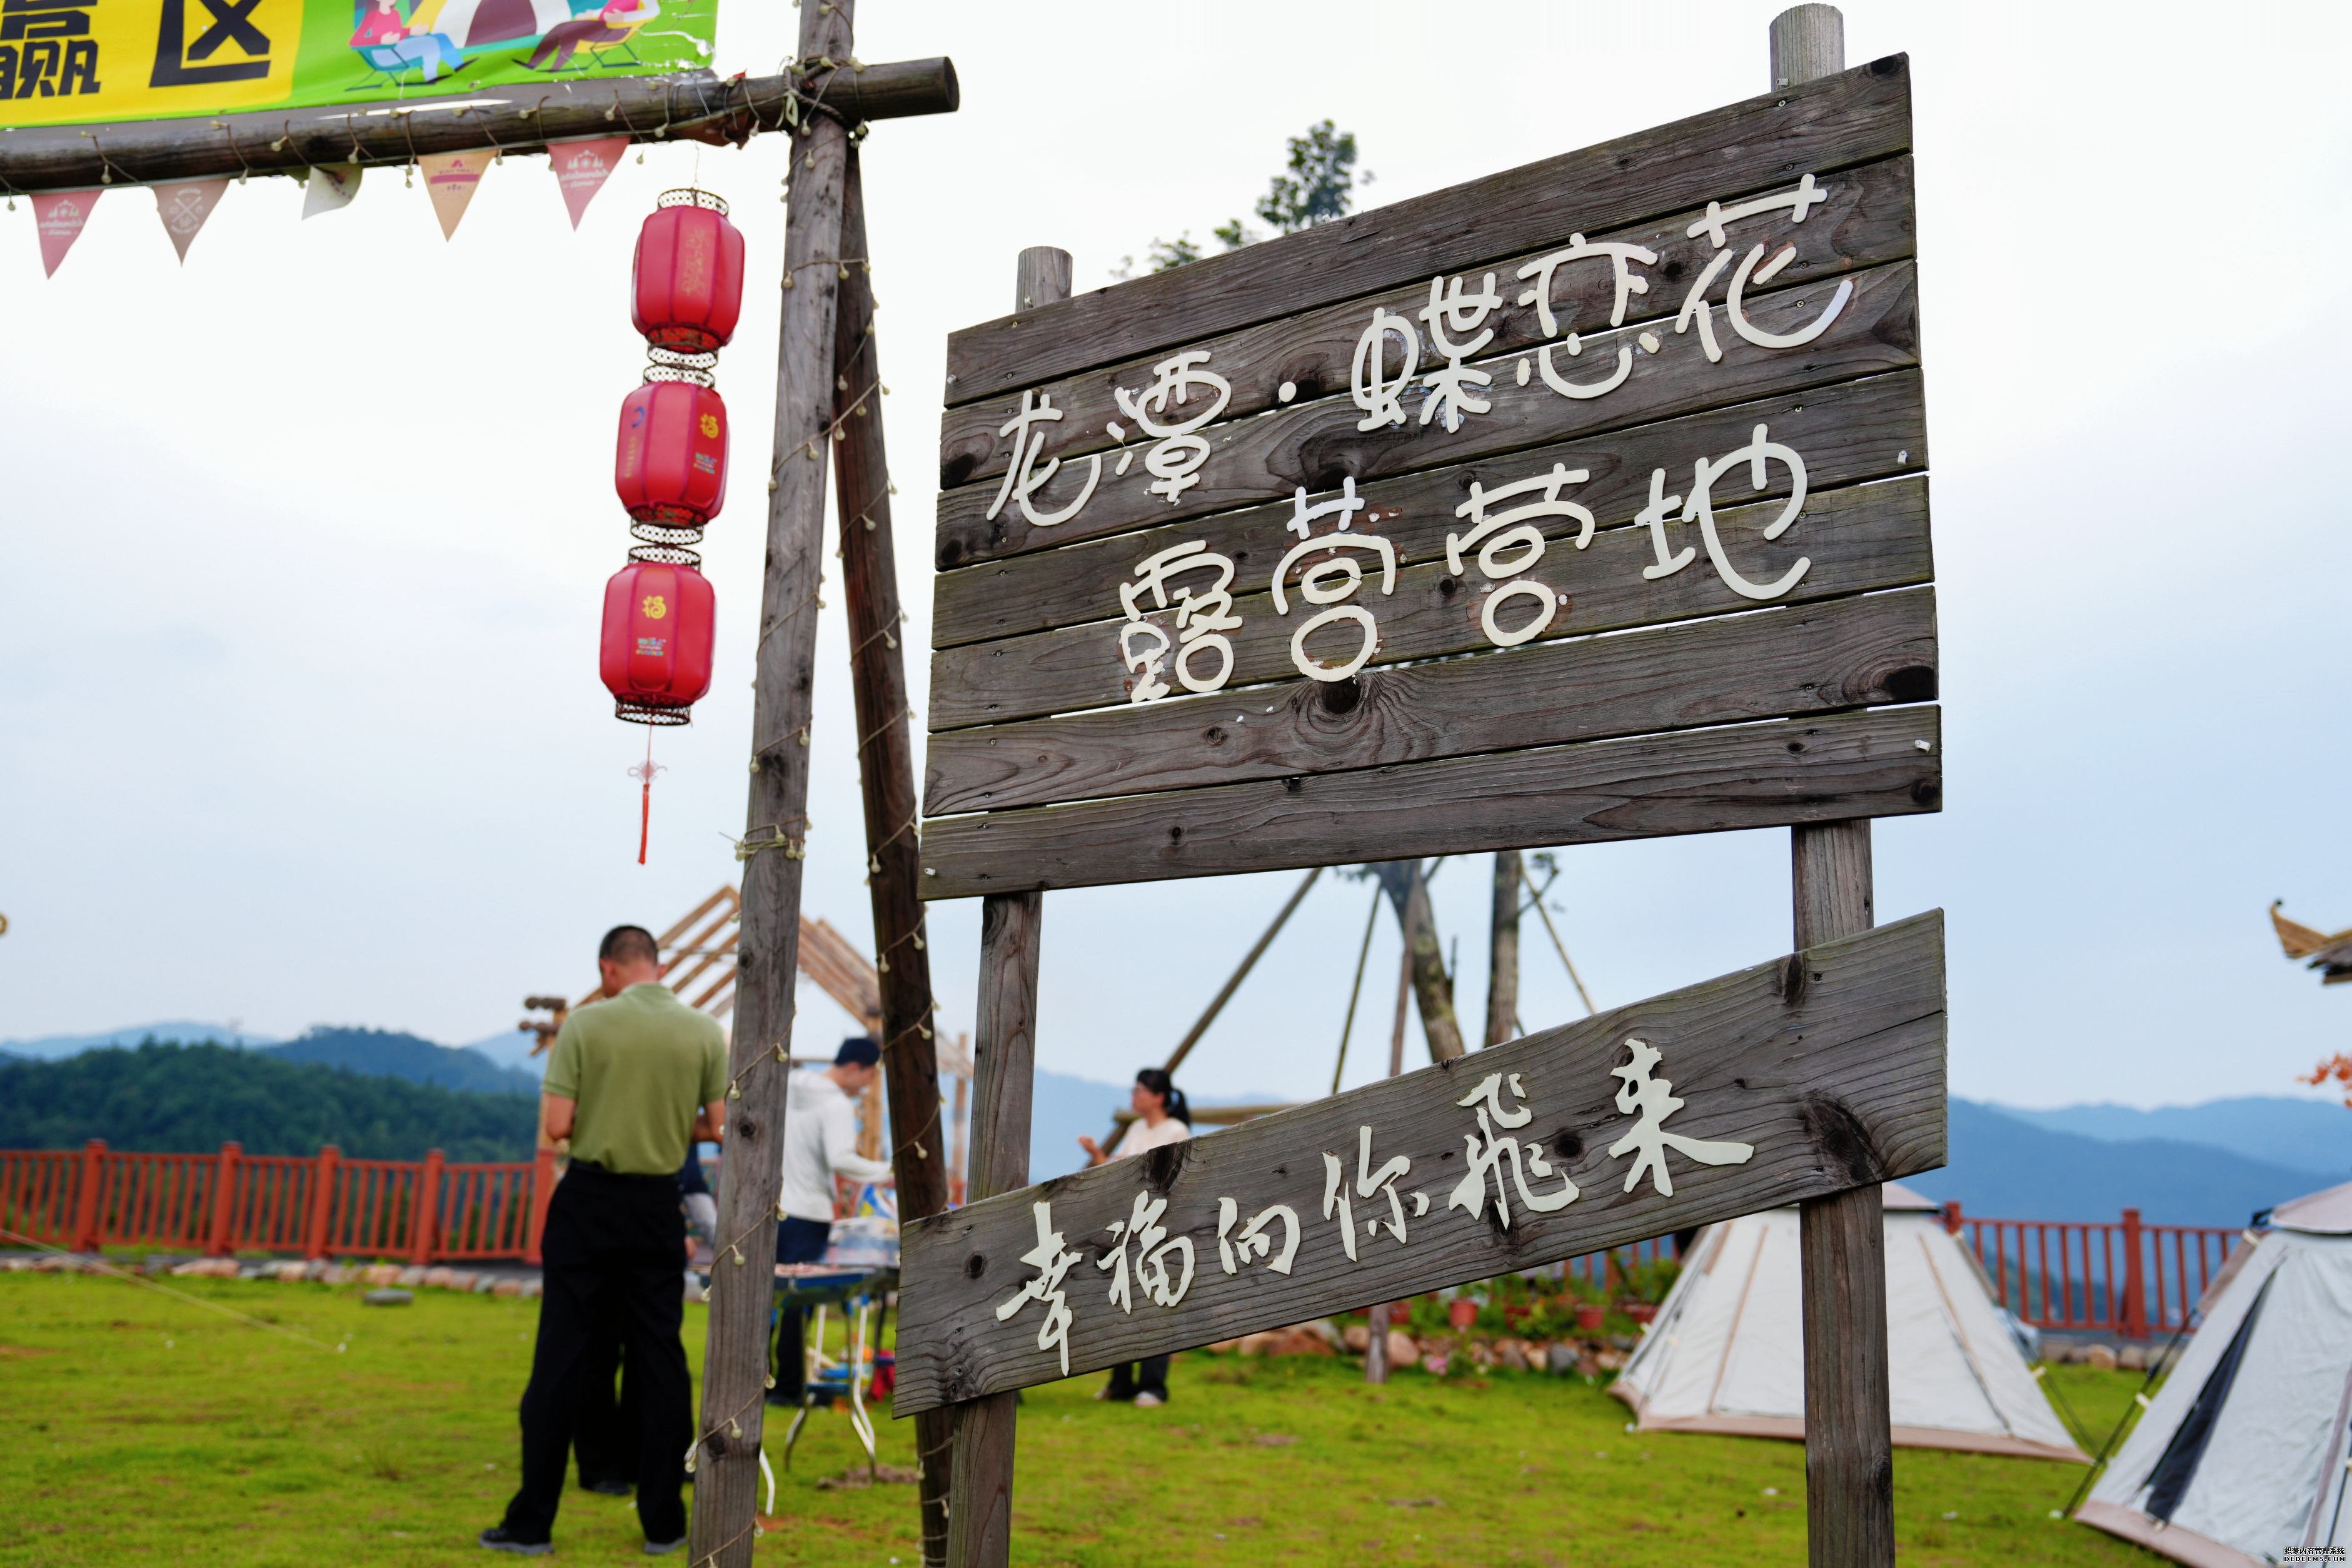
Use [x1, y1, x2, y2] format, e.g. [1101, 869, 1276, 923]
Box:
[598, 188, 746, 862]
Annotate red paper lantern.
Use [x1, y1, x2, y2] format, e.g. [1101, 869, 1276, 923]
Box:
[630, 190, 745, 353]
[600, 558, 715, 725]
[614, 377, 730, 528]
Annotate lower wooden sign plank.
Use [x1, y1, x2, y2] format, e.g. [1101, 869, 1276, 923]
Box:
[918, 706, 1938, 899]
[932, 370, 1928, 651]
[923, 585, 1937, 816]
[930, 476, 1931, 731]
[937, 155, 1917, 495]
[893, 911, 1947, 1415]
[935, 259, 1919, 570]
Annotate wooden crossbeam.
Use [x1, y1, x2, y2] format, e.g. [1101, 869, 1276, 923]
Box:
[0, 58, 957, 195]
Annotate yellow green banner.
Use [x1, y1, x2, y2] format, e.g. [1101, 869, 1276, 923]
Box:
[0, 0, 719, 127]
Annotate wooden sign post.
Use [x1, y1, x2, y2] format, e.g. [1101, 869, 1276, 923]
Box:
[917, 9, 1931, 1564]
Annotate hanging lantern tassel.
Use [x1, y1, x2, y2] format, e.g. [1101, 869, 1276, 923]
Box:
[629, 733, 666, 865]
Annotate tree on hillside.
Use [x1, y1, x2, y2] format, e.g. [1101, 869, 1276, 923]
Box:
[1117, 120, 1368, 278]
[0, 1042, 536, 1162]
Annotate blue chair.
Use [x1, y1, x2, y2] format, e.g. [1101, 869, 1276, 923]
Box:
[349, 44, 428, 89]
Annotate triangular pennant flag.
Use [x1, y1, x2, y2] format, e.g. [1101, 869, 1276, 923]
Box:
[551, 136, 628, 230]
[302, 164, 361, 219]
[33, 188, 101, 278]
[153, 179, 229, 263]
[420, 151, 488, 241]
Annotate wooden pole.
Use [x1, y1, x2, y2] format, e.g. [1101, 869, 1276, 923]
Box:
[1485, 852, 1522, 1047]
[1792, 818, 1891, 1565]
[1769, 14, 1894, 1559]
[0, 59, 958, 194]
[688, 1, 856, 1559]
[1521, 860, 1597, 1016]
[832, 144, 955, 1568]
[1369, 861, 1465, 1060]
[1329, 883, 1384, 1095]
[1162, 866, 1322, 1079]
[1363, 885, 1423, 1386]
[943, 242, 1068, 1568]
[945, 888, 1047, 1568]
[1387, 895, 1414, 1080]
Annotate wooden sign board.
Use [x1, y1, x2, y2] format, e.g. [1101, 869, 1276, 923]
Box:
[918, 56, 1934, 899]
[896, 911, 1944, 1414]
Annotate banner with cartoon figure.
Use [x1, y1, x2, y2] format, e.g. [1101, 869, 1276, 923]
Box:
[0, 0, 718, 127]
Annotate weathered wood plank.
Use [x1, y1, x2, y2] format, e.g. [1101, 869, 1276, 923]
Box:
[937, 257, 1917, 570]
[924, 585, 1936, 817]
[942, 56, 1913, 402]
[892, 911, 1947, 1414]
[0, 60, 959, 195]
[933, 369, 1925, 650]
[939, 155, 1914, 493]
[930, 475, 1929, 731]
[918, 706, 1938, 898]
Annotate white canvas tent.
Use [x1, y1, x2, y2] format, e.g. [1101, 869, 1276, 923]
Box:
[1611, 1181, 2085, 1460]
[2077, 1180, 2352, 1567]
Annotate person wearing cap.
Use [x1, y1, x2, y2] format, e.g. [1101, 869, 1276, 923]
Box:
[481, 924, 726, 1558]
[770, 1037, 893, 1404]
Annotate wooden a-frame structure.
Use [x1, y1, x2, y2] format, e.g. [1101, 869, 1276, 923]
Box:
[0, 5, 963, 1559]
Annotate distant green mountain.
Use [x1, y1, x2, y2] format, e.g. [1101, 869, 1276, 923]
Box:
[0, 1043, 536, 1163]
[1995, 1095, 2352, 1181]
[1900, 1100, 2322, 1229]
[264, 1027, 543, 1097]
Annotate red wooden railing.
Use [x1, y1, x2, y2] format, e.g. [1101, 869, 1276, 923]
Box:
[1941, 1202, 2242, 1338]
[0, 1144, 2248, 1334]
[0, 1141, 560, 1265]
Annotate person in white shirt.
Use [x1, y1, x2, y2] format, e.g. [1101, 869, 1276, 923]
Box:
[770, 1038, 893, 1405]
[1078, 1068, 1192, 1406]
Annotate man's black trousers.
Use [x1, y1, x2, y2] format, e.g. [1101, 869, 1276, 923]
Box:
[500, 1164, 691, 1545]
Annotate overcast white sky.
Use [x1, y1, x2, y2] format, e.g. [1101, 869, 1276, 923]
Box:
[3, 1, 2348, 1112]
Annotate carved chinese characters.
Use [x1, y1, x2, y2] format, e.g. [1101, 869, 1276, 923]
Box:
[1018, 174, 1859, 706]
[988, 1041, 1753, 1377]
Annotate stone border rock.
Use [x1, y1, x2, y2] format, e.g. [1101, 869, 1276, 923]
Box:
[0, 1250, 544, 1299]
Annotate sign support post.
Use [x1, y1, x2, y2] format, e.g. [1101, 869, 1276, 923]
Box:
[942, 243, 1068, 1568]
[1773, 14, 1898, 1567]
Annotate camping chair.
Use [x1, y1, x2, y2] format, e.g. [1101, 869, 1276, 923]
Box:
[348, 43, 430, 89]
[558, 15, 645, 73]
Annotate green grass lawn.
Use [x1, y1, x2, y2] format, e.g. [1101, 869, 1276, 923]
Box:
[0, 1270, 2159, 1567]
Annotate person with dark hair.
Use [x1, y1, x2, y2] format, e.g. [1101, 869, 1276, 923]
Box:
[1077, 1068, 1194, 1406]
[481, 924, 726, 1558]
[770, 1037, 893, 1404]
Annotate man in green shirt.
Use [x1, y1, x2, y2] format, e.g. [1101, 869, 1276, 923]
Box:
[483, 925, 727, 1557]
